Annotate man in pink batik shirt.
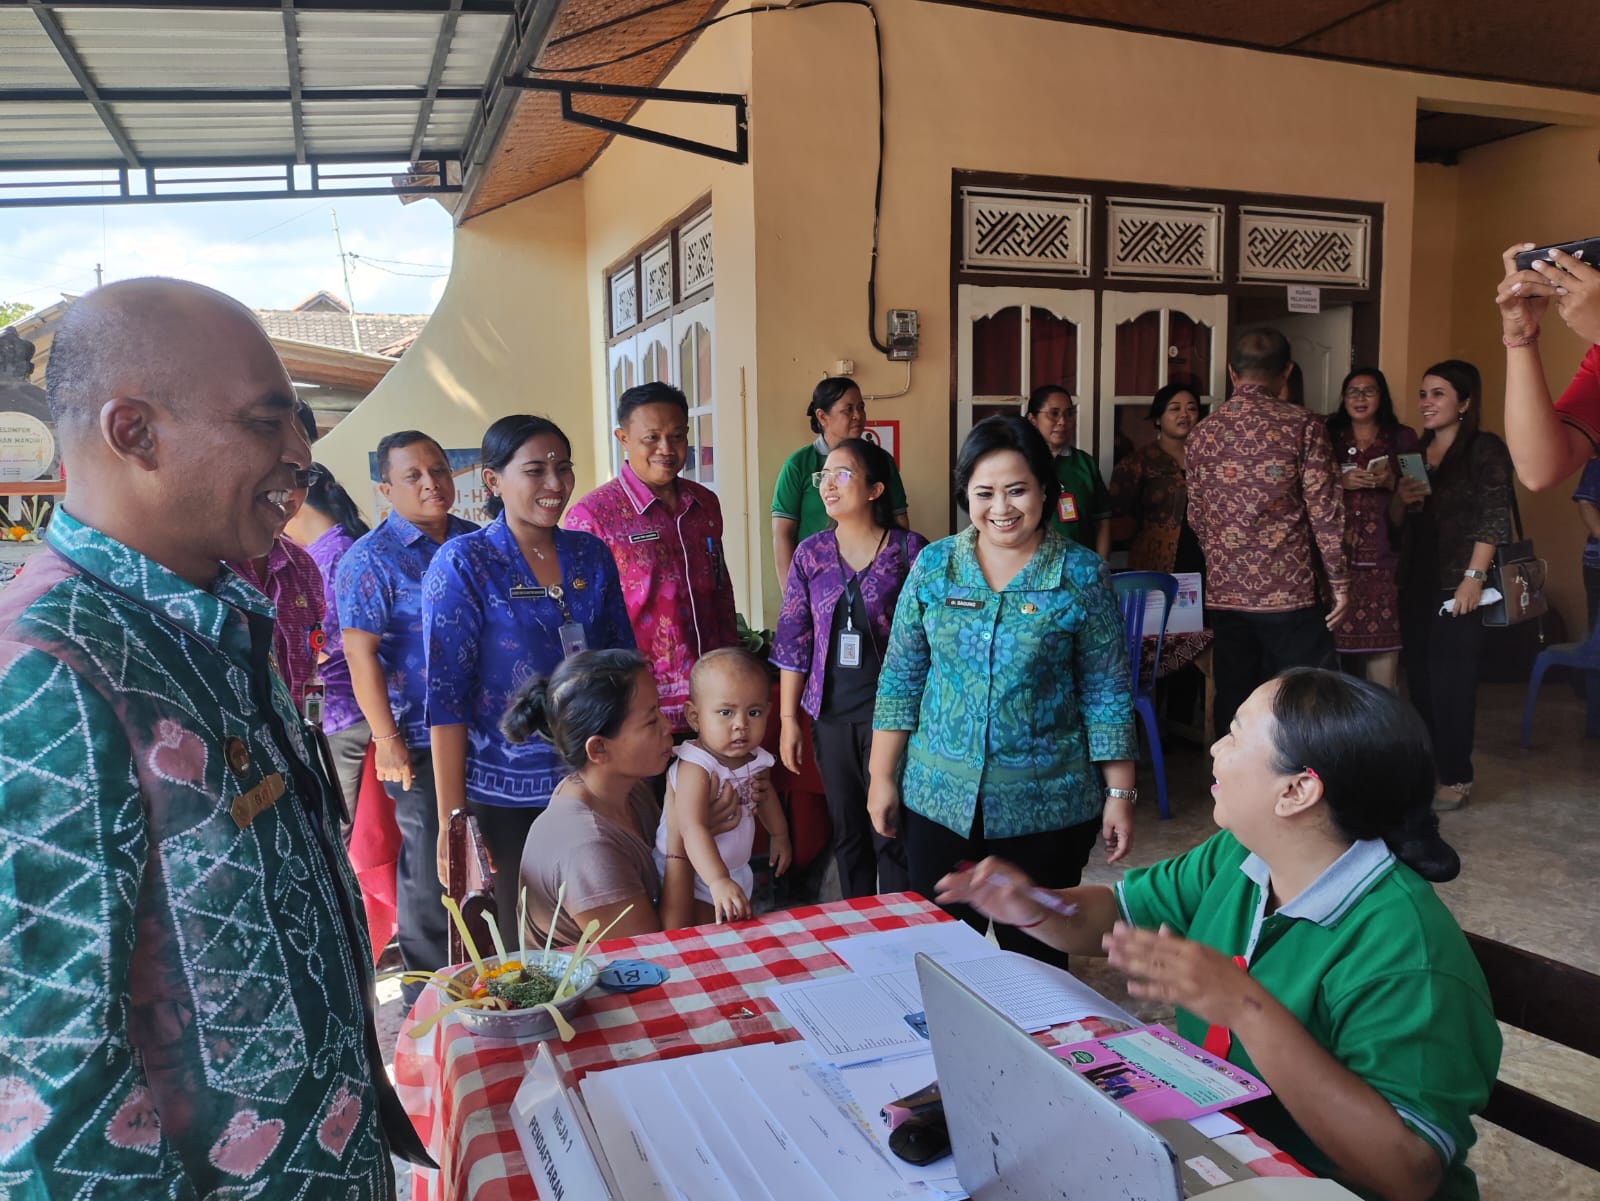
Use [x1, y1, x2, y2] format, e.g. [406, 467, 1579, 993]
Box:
[565, 381, 739, 732]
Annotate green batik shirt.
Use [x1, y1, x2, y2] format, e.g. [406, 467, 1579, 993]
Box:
[872, 526, 1136, 838]
[0, 511, 414, 1199]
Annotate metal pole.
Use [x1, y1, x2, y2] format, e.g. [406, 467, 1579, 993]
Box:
[330, 207, 361, 351]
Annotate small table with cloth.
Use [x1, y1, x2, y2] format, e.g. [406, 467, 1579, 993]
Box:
[393, 893, 1312, 1201]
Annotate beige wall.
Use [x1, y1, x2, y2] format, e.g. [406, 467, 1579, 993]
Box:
[579, 14, 761, 620]
[1432, 123, 1600, 635]
[740, 0, 1600, 623]
[318, 179, 592, 513]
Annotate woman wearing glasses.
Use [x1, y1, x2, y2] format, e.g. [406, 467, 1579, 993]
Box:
[771, 377, 910, 586]
[1026, 384, 1111, 557]
[1327, 369, 1418, 691]
[772, 438, 927, 897]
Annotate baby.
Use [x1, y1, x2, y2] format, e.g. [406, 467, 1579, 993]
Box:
[654, 648, 792, 923]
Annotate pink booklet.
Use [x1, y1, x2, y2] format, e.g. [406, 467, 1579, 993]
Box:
[1050, 1024, 1272, 1122]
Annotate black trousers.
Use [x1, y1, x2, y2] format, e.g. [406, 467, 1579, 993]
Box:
[1399, 586, 1487, 786]
[467, 799, 543, 953]
[385, 749, 449, 1004]
[811, 717, 909, 899]
[901, 803, 1101, 972]
[1209, 606, 1337, 741]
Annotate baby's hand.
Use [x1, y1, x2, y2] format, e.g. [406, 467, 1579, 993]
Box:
[709, 877, 751, 924]
[767, 831, 793, 877]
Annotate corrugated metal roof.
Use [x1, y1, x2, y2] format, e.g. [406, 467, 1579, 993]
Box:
[0, 0, 524, 206]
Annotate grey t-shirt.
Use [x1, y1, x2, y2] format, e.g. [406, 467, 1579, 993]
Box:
[519, 777, 661, 947]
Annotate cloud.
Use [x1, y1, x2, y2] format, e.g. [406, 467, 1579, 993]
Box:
[1, 192, 455, 315]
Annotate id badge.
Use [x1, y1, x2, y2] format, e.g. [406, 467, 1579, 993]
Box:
[303, 681, 325, 727]
[558, 621, 589, 659]
[1057, 492, 1079, 523]
[838, 629, 862, 668]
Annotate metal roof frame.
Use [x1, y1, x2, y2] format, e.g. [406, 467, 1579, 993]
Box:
[0, 0, 529, 205]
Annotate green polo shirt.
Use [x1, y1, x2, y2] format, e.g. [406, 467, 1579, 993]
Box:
[1051, 448, 1111, 549]
[1117, 831, 1499, 1201]
[771, 437, 909, 543]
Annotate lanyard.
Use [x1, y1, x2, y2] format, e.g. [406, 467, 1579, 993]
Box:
[833, 528, 889, 633]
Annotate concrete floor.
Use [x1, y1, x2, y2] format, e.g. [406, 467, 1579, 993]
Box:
[381, 680, 1600, 1200]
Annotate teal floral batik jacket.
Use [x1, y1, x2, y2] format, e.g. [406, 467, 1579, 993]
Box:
[0, 511, 424, 1199]
[873, 526, 1136, 839]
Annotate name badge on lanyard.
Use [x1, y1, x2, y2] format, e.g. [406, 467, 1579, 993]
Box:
[545, 584, 588, 659]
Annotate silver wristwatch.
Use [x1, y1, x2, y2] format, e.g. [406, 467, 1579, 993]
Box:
[1462, 569, 1489, 582]
[1105, 787, 1138, 804]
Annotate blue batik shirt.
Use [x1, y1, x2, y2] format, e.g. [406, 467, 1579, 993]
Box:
[873, 526, 1136, 838]
[335, 510, 478, 747]
[423, 517, 635, 807]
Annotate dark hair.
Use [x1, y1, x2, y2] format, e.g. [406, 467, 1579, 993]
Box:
[303, 463, 371, 541]
[617, 380, 689, 428]
[953, 415, 1060, 527]
[500, 649, 650, 771]
[375, 430, 448, 483]
[689, 646, 772, 699]
[1418, 359, 1483, 482]
[807, 377, 861, 436]
[1229, 328, 1292, 381]
[826, 436, 898, 531]
[1025, 385, 1073, 417]
[296, 403, 319, 445]
[1327, 367, 1399, 438]
[1147, 382, 1200, 426]
[1267, 668, 1459, 882]
[481, 414, 572, 519]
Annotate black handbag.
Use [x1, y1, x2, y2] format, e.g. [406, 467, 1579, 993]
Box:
[1482, 493, 1548, 628]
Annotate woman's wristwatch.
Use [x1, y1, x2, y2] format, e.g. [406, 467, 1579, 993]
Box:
[1462, 569, 1489, 583]
[1105, 787, 1138, 805]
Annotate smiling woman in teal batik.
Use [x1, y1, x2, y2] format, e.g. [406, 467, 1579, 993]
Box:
[868, 415, 1137, 971]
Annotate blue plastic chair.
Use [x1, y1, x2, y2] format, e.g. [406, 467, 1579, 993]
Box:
[1111, 570, 1180, 820]
[1520, 608, 1600, 747]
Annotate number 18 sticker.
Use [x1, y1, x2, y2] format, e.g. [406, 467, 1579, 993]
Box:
[598, 959, 670, 992]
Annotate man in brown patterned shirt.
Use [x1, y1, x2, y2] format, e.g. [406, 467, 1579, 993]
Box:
[1188, 328, 1349, 739]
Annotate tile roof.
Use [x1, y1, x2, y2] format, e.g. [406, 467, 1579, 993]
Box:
[253, 309, 429, 355]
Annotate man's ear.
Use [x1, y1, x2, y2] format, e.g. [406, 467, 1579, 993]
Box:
[100, 397, 159, 470]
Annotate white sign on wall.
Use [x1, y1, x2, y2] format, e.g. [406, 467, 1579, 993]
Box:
[1286, 285, 1321, 314]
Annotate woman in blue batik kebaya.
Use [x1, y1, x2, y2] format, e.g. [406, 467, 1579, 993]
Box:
[424, 414, 633, 945]
[867, 415, 1137, 971]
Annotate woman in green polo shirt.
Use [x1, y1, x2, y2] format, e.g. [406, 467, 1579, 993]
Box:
[937, 668, 1499, 1201]
[771, 377, 909, 585]
[1026, 384, 1111, 557]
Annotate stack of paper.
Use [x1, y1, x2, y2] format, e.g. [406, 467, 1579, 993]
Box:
[580, 1041, 964, 1200]
[766, 924, 1135, 1068]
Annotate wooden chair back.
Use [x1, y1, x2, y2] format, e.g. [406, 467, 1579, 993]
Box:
[446, 807, 498, 966]
[1465, 932, 1600, 1170]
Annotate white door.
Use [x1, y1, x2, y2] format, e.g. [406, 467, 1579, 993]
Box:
[1271, 306, 1354, 417]
[606, 336, 636, 478]
[672, 299, 716, 490]
[955, 285, 1095, 450]
[1098, 292, 1228, 477]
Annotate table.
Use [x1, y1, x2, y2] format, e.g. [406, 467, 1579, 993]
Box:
[394, 894, 1308, 1201]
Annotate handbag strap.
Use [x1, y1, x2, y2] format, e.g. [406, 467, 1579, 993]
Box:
[1509, 484, 1526, 543]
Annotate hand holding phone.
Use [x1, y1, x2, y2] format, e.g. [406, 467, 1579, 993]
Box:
[1514, 237, 1600, 273]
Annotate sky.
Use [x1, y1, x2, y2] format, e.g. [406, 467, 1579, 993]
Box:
[1, 187, 456, 318]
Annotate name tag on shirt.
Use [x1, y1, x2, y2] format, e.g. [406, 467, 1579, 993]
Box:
[945, 597, 983, 610]
[558, 621, 589, 659]
[231, 772, 286, 829]
[1058, 493, 1079, 523]
[628, 531, 661, 544]
[509, 585, 548, 599]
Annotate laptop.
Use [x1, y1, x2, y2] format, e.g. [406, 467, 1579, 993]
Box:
[917, 953, 1262, 1200]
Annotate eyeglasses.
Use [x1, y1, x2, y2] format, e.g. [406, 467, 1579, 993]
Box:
[811, 468, 855, 488]
[1343, 386, 1380, 399]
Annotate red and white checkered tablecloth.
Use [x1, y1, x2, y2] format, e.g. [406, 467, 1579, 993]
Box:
[393, 893, 1308, 1201]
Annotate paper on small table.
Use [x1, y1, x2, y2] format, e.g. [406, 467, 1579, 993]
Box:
[767, 974, 930, 1066]
[824, 922, 997, 975]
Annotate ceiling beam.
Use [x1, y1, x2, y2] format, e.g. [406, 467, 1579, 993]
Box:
[282, 0, 306, 163]
[456, 0, 563, 209]
[0, 86, 482, 102]
[26, 0, 141, 167]
[411, 0, 463, 160]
